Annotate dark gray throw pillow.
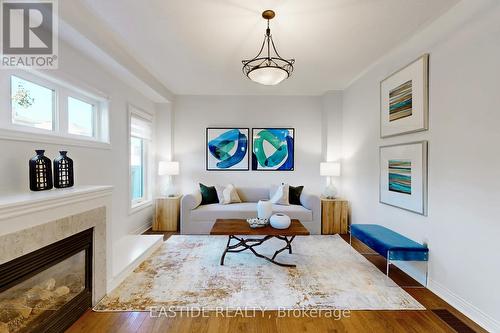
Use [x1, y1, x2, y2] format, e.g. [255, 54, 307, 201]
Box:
[200, 183, 219, 205]
[289, 185, 304, 205]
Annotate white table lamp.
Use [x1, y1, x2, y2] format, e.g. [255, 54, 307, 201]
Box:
[320, 162, 340, 199]
[158, 161, 179, 197]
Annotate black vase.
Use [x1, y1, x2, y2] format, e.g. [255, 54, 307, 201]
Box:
[29, 150, 53, 191]
[54, 151, 74, 188]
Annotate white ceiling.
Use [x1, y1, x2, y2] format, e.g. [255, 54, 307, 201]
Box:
[78, 0, 459, 96]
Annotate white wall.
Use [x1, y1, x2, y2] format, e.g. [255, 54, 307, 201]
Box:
[155, 102, 174, 196]
[173, 95, 324, 195]
[0, 40, 160, 243]
[341, 1, 500, 331]
[322, 91, 343, 194]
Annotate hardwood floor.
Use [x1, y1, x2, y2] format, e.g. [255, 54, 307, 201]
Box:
[67, 232, 486, 333]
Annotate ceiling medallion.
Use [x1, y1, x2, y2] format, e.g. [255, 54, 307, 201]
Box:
[242, 10, 295, 86]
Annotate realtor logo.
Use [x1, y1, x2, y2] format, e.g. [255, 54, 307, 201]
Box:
[1, 0, 58, 68]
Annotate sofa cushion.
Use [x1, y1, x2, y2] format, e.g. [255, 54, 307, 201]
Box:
[215, 184, 241, 204]
[190, 202, 313, 222]
[289, 185, 304, 205]
[199, 183, 219, 205]
[236, 187, 269, 202]
[270, 183, 289, 205]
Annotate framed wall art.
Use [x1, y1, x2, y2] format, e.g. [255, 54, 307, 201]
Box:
[380, 141, 428, 215]
[251, 128, 294, 171]
[380, 54, 429, 138]
[206, 128, 249, 171]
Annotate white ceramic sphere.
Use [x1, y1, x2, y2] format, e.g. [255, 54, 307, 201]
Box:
[270, 213, 291, 229]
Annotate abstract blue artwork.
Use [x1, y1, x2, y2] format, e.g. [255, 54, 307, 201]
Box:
[388, 160, 411, 194]
[380, 141, 428, 215]
[206, 128, 249, 170]
[252, 128, 294, 171]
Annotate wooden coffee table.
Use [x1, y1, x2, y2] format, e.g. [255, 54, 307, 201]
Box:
[210, 219, 310, 267]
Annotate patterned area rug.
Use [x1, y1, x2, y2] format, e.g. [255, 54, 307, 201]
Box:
[95, 235, 424, 311]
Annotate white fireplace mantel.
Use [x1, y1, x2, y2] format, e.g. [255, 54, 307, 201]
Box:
[0, 185, 113, 221]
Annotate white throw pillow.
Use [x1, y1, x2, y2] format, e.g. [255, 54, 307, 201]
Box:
[215, 184, 242, 205]
[270, 183, 289, 205]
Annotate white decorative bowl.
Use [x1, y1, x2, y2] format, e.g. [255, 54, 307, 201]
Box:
[257, 200, 273, 220]
[270, 213, 291, 229]
[246, 218, 269, 229]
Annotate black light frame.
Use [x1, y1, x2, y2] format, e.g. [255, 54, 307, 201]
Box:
[242, 12, 295, 83]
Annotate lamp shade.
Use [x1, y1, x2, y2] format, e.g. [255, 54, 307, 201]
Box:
[158, 161, 179, 176]
[320, 162, 340, 177]
[248, 67, 288, 86]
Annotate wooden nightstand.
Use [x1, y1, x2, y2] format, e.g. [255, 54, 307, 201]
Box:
[153, 196, 182, 232]
[321, 198, 349, 234]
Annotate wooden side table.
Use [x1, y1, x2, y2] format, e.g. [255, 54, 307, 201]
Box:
[153, 196, 181, 232]
[321, 198, 349, 234]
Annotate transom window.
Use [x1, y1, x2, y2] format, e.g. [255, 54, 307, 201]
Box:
[3, 71, 109, 146]
[68, 96, 95, 137]
[11, 75, 55, 130]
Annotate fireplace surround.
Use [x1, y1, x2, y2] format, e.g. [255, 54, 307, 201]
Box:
[0, 186, 112, 332]
[0, 228, 93, 333]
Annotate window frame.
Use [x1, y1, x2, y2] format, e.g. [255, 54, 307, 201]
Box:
[128, 105, 154, 214]
[0, 69, 110, 149]
[67, 95, 97, 138]
[10, 73, 58, 133]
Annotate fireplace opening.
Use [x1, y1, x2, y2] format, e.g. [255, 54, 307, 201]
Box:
[0, 228, 93, 333]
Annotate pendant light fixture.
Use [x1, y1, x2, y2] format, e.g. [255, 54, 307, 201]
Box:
[242, 10, 295, 86]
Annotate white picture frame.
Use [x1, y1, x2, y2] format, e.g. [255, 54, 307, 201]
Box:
[380, 141, 428, 215]
[380, 54, 429, 138]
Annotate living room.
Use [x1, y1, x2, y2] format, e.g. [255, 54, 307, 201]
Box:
[0, 0, 499, 332]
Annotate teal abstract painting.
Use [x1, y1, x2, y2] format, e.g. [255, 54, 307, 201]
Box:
[252, 128, 294, 171]
[388, 160, 411, 195]
[206, 128, 249, 170]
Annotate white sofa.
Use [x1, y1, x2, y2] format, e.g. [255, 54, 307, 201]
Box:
[181, 187, 321, 234]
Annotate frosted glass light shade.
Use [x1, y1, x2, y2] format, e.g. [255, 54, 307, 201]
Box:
[320, 162, 341, 177]
[158, 161, 179, 176]
[248, 67, 288, 86]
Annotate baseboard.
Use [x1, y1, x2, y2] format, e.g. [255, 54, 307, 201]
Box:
[131, 218, 153, 235]
[429, 278, 500, 333]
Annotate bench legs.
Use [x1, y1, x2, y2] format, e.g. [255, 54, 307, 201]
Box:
[350, 232, 428, 288]
[387, 249, 428, 288]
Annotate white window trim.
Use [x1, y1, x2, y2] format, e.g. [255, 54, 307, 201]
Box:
[0, 69, 111, 149]
[128, 104, 155, 215]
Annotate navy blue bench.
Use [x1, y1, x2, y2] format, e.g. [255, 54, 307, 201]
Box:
[350, 224, 429, 286]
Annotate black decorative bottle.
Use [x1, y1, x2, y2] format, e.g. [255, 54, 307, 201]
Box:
[53, 151, 74, 188]
[29, 150, 53, 191]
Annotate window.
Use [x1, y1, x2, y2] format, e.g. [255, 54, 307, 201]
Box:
[11, 75, 55, 130]
[3, 71, 109, 147]
[130, 137, 144, 201]
[68, 97, 94, 137]
[130, 110, 153, 208]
